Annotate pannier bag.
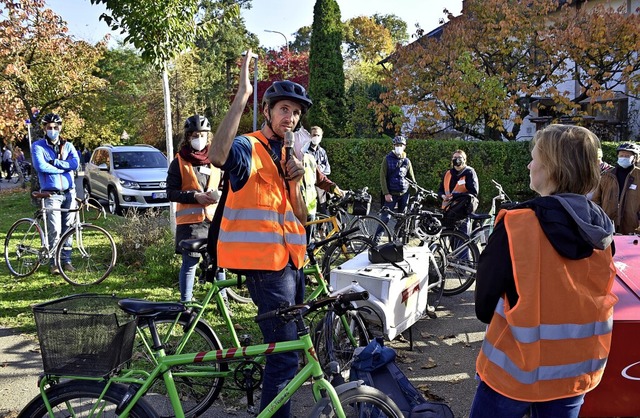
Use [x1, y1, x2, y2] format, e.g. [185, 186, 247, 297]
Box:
[346, 190, 372, 216]
[350, 338, 455, 418]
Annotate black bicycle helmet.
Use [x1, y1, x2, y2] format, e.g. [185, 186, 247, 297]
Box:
[262, 81, 313, 114]
[184, 115, 211, 133]
[392, 135, 407, 145]
[41, 113, 62, 125]
[616, 142, 640, 155]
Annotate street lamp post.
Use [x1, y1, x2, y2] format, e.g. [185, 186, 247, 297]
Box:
[264, 29, 289, 77]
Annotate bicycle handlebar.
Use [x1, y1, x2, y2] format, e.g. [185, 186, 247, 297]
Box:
[254, 291, 369, 323]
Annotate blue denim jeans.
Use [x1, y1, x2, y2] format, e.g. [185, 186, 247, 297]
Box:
[179, 252, 199, 302]
[375, 192, 410, 243]
[44, 191, 76, 265]
[179, 253, 227, 302]
[244, 264, 305, 418]
[469, 380, 585, 418]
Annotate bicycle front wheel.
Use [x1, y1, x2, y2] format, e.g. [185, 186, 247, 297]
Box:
[4, 218, 44, 277]
[132, 313, 226, 418]
[17, 380, 155, 418]
[321, 235, 376, 279]
[309, 385, 404, 417]
[314, 310, 370, 384]
[436, 229, 480, 296]
[348, 215, 392, 244]
[57, 223, 117, 286]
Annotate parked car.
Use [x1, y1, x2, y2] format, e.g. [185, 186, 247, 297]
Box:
[83, 144, 169, 215]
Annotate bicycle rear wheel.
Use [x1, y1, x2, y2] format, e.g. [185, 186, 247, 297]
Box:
[17, 380, 155, 418]
[57, 223, 117, 286]
[426, 243, 446, 311]
[309, 385, 404, 417]
[321, 235, 376, 279]
[436, 229, 480, 296]
[4, 218, 44, 277]
[348, 215, 392, 244]
[131, 313, 226, 418]
[314, 310, 370, 384]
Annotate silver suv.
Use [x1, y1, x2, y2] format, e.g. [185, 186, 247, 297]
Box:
[83, 144, 169, 215]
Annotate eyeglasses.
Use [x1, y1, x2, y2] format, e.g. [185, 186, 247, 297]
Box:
[190, 132, 207, 138]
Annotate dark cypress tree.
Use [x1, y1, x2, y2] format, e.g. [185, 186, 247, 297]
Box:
[308, 0, 346, 136]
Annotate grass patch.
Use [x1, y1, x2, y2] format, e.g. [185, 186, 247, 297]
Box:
[0, 189, 259, 341]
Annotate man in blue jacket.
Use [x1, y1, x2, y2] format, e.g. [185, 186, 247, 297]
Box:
[31, 113, 80, 274]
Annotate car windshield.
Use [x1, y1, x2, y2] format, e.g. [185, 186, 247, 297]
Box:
[112, 151, 167, 169]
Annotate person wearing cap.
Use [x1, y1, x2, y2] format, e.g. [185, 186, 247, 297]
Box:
[166, 114, 223, 303]
[31, 113, 80, 275]
[374, 135, 416, 243]
[592, 142, 640, 234]
[207, 51, 308, 418]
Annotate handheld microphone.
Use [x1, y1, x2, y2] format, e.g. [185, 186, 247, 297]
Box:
[284, 130, 294, 163]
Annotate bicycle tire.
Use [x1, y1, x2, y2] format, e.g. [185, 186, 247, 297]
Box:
[4, 218, 44, 277]
[426, 243, 446, 310]
[57, 223, 117, 286]
[436, 229, 480, 296]
[314, 310, 370, 384]
[226, 286, 252, 304]
[308, 385, 404, 417]
[131, 312, 226, 418]
[321, 235, 376, 279]
[347, 215, 392, 244]
[17, 380, 155, 418]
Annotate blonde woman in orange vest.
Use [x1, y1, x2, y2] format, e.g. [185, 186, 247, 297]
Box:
[208, 51, 308, 418]
[470, 125, 617, 418]
[166, 115, 221, 302]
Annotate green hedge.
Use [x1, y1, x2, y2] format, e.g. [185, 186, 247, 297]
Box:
[321, 138, 619, 212]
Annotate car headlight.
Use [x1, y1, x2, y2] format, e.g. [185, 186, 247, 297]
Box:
[119, 179, 140, 189]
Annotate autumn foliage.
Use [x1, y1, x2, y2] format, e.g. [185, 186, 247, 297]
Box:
[379, 0, 640, 140]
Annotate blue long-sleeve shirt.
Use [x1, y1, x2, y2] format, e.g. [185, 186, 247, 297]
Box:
[31, 138, 79, 191]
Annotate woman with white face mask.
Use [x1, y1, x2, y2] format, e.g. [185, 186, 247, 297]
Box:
[166, 114, 224, 302]
[592, 142, 640, 234]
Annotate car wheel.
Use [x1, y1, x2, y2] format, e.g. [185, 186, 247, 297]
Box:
[107, 188, 122, 215]
[82, 181, 91, 200]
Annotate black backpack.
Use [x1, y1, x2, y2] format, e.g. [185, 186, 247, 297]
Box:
[349, 338, 455, 418]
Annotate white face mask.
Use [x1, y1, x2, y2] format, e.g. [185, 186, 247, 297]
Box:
[618, 156, 634, 168]
[394, 146, 404, 156]
[46, 129, 60, 143]
[311, 137, 321, 146]
[190, 137, 207, 151]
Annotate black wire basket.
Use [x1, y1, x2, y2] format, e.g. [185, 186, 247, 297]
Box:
[32, 294, 137, 377]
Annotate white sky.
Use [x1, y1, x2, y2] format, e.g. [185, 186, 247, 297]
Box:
[45, 0, 463, 49]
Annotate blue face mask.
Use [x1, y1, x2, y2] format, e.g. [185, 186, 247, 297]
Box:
[618, 156, 633, 168]
[46, 129, 60, 143]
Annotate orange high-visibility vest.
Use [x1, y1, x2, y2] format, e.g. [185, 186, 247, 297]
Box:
[217, 131, 306, 271]
[476, 208, 617, 402]
[441, 169, 470, 209]
[175, 154, 219, 225]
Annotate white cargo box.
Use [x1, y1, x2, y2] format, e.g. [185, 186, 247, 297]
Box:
[330, 246, 434, 340]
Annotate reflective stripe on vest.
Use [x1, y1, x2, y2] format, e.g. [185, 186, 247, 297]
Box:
[441, 169, 469, 209]
[217, 132, 306, 271]
[175, 154, 219, 225]
[476, 208, 617, 402]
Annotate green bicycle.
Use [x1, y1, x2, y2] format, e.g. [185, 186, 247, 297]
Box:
[18, 292, 402, 418]
[129, 226, 374, 417]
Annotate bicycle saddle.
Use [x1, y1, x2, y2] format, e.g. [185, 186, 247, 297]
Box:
[118, 299, 186, 317]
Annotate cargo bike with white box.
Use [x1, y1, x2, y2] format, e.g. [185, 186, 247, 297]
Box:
[330, 212, 447, 345]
